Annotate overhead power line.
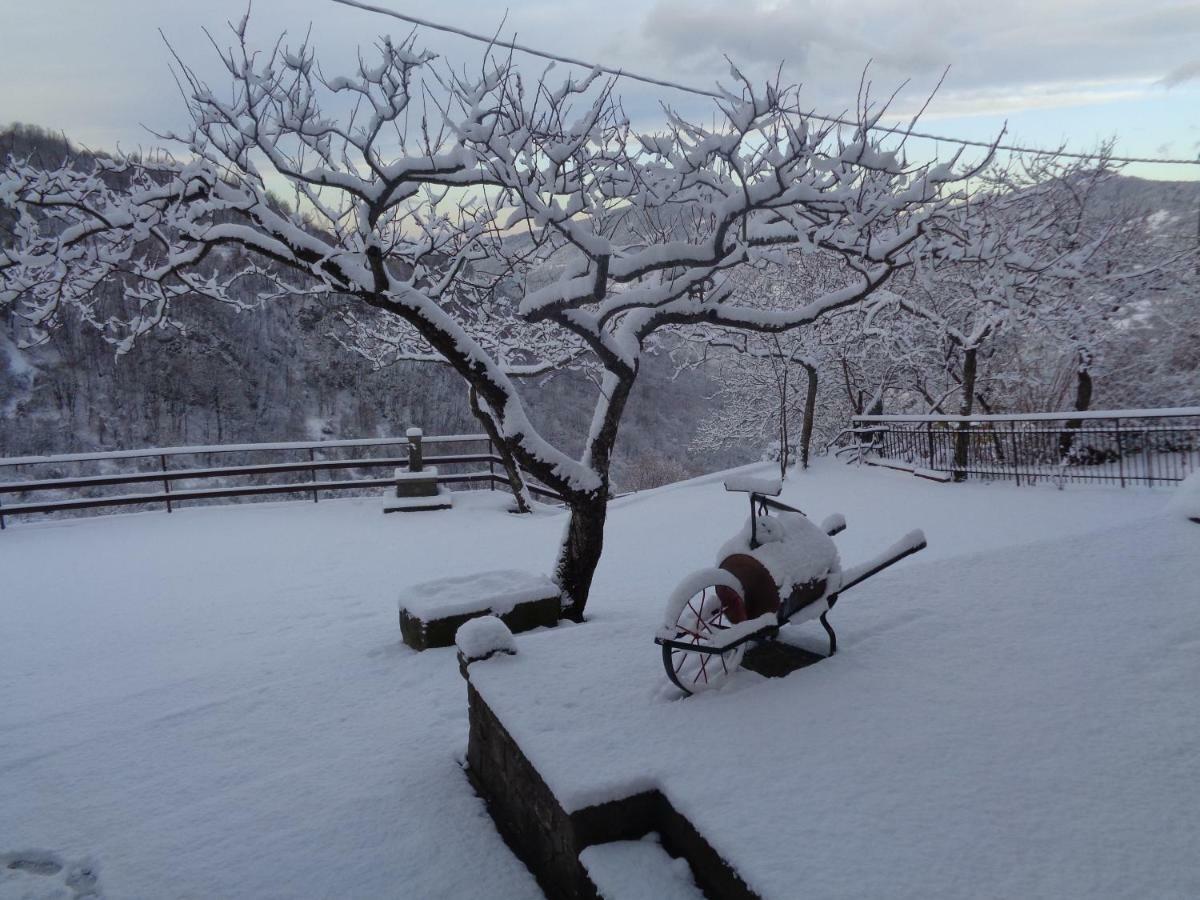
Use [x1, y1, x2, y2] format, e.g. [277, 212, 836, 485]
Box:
[329, 0, 1200, 168]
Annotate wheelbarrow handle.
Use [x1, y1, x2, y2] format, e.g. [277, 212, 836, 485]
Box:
[836, 529, 927, 594]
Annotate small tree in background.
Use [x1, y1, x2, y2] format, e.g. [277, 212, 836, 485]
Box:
[689, 332, 819, 479]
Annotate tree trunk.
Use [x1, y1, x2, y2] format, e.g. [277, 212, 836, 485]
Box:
[773, 349, 789, 480]
[468, 386, 532, 514]
[799, 362, 818, 470]
[1058, 351, 1094, 460]
[1074, 359, 1093, 413]
[778, 404, 789, 481]
[842, 357, 861, 414]
[553, 370, 635, 620]
[952, 346, 978, 482]
[555, 494, 608, 622]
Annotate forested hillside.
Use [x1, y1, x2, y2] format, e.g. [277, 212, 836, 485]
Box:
[0, 125, 742, 487]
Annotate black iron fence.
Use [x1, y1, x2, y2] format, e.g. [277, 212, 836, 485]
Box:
[850, 407, 1200, 487]
[0, 431, 560, 528]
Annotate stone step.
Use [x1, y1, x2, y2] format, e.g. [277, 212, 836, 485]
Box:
[579, 834, 706, 900]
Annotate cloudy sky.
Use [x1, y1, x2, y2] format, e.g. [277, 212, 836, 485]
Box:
[2, 0, 1198, 180]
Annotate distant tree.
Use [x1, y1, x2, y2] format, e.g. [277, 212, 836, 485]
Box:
[690, 332, 816, 479]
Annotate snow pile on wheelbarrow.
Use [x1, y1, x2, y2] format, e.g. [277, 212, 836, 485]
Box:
[716, 510, 840, 600]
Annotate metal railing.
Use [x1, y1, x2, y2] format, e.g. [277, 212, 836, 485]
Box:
[0, 431, 561, 528]
[850, 407, 1200, 487]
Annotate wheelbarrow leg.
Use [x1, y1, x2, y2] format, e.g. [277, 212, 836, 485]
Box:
[820, 612, 837, 656]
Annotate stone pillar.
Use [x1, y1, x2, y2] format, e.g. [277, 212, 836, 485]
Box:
[382, 427, 453, 512]
[407, 427, 424, 472]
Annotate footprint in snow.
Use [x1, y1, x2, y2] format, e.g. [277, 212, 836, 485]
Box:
[0, 849, 102, 898]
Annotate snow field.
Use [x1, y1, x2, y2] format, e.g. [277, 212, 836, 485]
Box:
[0, 460, 1187, 898]
[472, 477, 1199, 897]
[0, 490, 548, 899]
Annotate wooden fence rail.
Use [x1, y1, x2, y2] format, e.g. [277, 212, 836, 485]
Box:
[849, 407, 1200, 487]
[0, 431, 560, 528]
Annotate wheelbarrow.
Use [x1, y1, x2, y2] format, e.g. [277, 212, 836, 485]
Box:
[655, 475, 926, 694]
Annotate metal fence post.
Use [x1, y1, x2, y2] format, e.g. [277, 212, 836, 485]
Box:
[488, 437, 496, 489]
[160, 454, 172, 513]
[1114, 419, 1125, 488]
[1009, 422, 1020, 486]
[1144, 424, 1153, 487]
[309, 447, 319, 502]
[407, 428, 423, 473]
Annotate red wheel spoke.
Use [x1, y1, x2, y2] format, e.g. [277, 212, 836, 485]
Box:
[665, 581, 747, 693]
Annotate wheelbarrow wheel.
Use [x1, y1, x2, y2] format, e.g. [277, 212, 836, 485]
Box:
[661, 572, 748, 695]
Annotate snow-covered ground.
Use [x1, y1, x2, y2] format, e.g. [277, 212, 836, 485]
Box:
[0, 460, 1193, 898]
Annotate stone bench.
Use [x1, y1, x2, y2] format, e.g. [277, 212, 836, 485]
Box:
[397, 569, 562, 651]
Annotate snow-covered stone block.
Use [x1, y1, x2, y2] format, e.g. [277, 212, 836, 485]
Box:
[384, 465, 453, 512]
[394, 464, 440, 482]
[398, 569, 561, 651]
[455, 615, 516, 664]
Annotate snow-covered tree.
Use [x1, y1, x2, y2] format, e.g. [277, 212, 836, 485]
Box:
[937, 152, 1199, 464]
[0, 19, 1001, 616]
[689, 332, 817, 478]
[859, 164, 1119, 474]
[995, 153, 1196, 424]
[686, 252, 861, 473]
